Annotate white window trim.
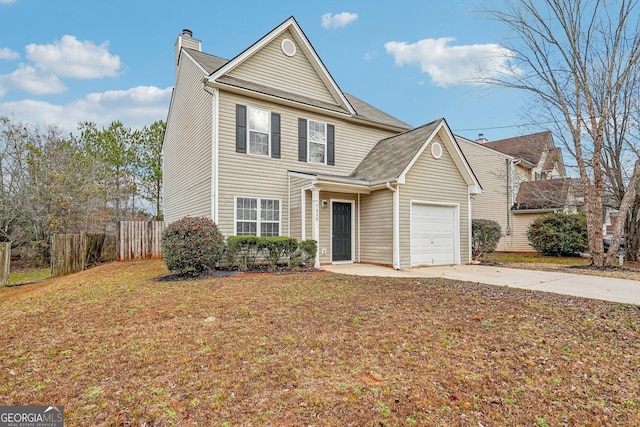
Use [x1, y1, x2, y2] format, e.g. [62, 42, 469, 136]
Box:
[234, 196, 282, 236]
[307, 119, 327, 165]
[247, 106, 271, 157]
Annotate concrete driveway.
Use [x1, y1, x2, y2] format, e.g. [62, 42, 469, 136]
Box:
[322, 263, 640, 305]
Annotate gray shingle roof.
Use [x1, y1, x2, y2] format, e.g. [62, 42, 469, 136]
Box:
[344, 94, 412, 130]
[184, 48, 227, 74]
[350, 119, 442, 182]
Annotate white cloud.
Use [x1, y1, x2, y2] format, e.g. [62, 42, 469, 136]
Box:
[0, 47, 19, 60]
[0, 86, 172, 132]
[0, 0, 16, 4]
[0, 64, 66, 95]
[321, 12, 358, 29]
[385, 37, 520, 87]
[26, 35, 121, 79]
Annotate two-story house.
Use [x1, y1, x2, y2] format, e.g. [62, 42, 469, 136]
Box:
[163, 17, 481, 269]
[458, 131, 580, 252]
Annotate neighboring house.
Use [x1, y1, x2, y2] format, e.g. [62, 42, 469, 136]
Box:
[457, 131, 579, 252]
[163, 17, 481, 269]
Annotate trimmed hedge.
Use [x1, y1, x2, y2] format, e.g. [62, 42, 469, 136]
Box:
[161, 217, 225, 276]
[472, 219, 501, 259]
[226, 236, 317, 271]
[527, 212, 588, 256]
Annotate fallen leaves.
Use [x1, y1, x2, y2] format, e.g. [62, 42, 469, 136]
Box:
[0, 260, 638, 426]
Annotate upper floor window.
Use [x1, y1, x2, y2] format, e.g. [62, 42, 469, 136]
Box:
[248, 107, 270, 156]
[308, 120, 326, 164]
[236, 104, 281, 158]
[298, 118, 335, 166]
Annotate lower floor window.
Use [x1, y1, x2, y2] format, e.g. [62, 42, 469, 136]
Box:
[235, 197, 280, 236]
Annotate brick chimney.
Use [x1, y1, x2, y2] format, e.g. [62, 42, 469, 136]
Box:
[175, 29, 201, 74]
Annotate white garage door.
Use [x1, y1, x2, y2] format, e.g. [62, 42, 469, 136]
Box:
[411, 204, 457, 266]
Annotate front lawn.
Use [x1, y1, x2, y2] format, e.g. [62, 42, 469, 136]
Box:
[1, 260, 638, 426]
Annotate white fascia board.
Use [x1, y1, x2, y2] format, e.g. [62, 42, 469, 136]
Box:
[397, 121, 441, 184]
[207, 17, 355, 116]
[288, 171, 317, 180]
[399, 120, 481, 190]
[439, 121, 482, 190]
[287, 19, 356, 115]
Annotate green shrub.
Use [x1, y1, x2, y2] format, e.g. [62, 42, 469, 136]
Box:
[161, 216, 224, 276]
[290, 239, 318, 267]
[226, 236, 317, 270]
[472, 219, 502, 259]
[526, 212, 588, 256]
[259, 236, 299, 269]
[226, 236, 260, 271]
[298, 240, 317, 264]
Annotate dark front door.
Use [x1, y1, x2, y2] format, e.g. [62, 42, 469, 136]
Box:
[332, 202, 352, 262]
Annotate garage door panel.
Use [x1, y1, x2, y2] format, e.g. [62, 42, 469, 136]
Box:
[411, 204, 456, 266]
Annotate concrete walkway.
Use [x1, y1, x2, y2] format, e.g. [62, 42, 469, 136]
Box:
[322, 263, 640, 305]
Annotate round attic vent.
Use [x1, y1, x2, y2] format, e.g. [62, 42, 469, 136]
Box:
[281, 38, 296, 57]
[431, 141, 443, 159]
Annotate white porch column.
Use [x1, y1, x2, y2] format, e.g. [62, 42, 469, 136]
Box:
[311, 188, 320, 268]
[386, 182, 400, 270]
[393, 185, 400, 270]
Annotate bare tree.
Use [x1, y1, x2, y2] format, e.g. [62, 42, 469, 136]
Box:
[485, 0, 640, 266]
[0, 116, 31, 244]
[601, 62, 640, 261]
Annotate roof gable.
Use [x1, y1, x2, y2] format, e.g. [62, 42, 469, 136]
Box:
[208, 17, 354, 115]
[351, 120, 441, 182]
[351, 119, 481, 192]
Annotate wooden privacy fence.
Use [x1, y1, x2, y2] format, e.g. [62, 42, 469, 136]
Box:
[0, 242, 10, 286]
[117, 221, 165, 261]
[51, 233, 113, 277]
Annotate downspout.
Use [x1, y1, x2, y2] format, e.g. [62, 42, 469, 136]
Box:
[203, 84, 219, 224]
[357, 193, 361, 263]
[505, 158, 511, 236]
[287, 175, 291, 237]
[386, 182, 400, 270]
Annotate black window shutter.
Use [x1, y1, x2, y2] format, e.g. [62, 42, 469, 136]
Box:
[236, 104, 247, 153]
[271, 112, 281, 158]
[298, 118, 307, 162]
[327, 124, 335, 166]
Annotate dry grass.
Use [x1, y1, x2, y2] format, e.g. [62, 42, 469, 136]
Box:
[484, 252, 640, 281]
[1, 260, 639, 426]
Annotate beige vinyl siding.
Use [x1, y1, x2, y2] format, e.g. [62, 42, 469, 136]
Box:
[458, 139, 514, 252]
[360, 190, 393, 265]
[509, 213, 539, 252]
[288, 176, 311, 240]
[399, 133, 470, 269]
[216, 90, 397, 239]
[163, 57, 212, 223]
[228, 30, 338, 105]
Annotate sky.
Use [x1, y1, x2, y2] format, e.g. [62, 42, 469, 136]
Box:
[0, 0, 537, 142]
